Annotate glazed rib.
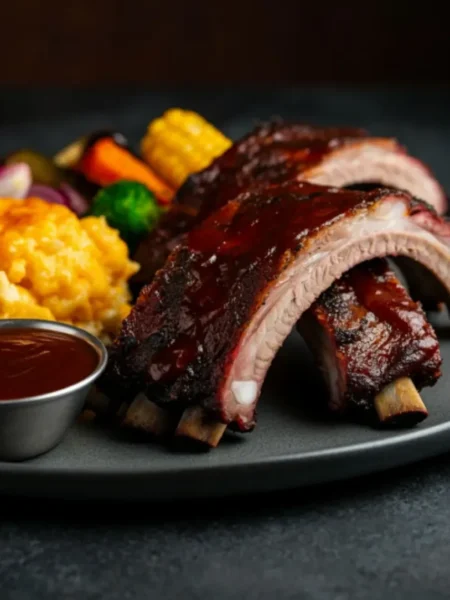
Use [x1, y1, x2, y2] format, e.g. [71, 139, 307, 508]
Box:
[98, 181, 450, 437]
[131, 120, 446, 288]
[297, 258, 442, 425]
[119, 122, 447, 443]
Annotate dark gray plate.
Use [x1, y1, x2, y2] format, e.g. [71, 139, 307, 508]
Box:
[1, 91, 450, 502]
[1, 321, 450, 501]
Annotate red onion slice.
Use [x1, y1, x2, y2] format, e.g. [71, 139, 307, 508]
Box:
[0, 163, 32, 198]
[27, 183, 67, 205]
[27, 182, 90, 216]
[59, 183, 90, 216]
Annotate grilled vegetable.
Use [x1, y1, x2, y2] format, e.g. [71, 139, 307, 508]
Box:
[5, 150, 63, 187]
[140, 108, 232, 189]
[5, 149, 98, 207]
[88, 180, 161, 249]
[27, 183, 66, 205]
[55, 131, 174, 205]
[0, 163, 32, 198]
[27, 182, 90, 216]
[53, 130, 129, 170]
[59, 183, 90, 215]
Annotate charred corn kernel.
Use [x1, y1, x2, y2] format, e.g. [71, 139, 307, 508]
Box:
[140, 108, 232, 189]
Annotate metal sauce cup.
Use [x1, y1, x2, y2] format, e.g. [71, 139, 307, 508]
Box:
[0, 319, 107, 462]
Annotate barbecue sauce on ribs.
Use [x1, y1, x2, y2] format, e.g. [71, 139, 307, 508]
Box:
[131, 121, 369, 289]
[103, 120, 446, 434]
[301, 259, 442, 417]
[100, 182, 395, 426]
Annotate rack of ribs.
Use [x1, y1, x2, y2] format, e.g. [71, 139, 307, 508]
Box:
[130, 120, 446, 291]
[97, 180, 450, 446]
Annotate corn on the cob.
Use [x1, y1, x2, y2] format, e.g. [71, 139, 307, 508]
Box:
[140, 108, 232, 189]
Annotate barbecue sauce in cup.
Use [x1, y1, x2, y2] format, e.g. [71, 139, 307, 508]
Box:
[0, 327, 100, 400]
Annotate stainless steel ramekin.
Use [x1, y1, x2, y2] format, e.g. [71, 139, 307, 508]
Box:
[0, 319, 107, 462]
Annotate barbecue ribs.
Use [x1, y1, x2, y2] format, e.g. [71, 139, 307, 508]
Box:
[298, 258, 442, 425]
[131, 120, 446, 289]
[99, 182, 450, 437]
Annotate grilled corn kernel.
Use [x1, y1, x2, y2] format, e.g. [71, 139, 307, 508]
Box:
[141, 108, 232, 189]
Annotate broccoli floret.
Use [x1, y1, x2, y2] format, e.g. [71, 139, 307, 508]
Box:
[89, 180, 161, 248]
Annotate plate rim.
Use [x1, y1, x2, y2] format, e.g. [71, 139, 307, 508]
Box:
[1, 415, 450, 478]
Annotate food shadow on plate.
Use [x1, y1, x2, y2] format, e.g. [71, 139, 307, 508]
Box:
[118, 329, 343, 453]
[82, 397, 246, 454]
[81, 317, 434, 454]
[261, 329, 393, 430]
[167, 430, 246, 454]
[259, 330, 338, 424]
[82, 328, 356, 453]
[104, 420, 245, 455]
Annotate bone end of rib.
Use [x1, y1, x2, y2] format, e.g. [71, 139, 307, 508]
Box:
[175, 406, 227, 447]
[121, 393, 173, 436]
[374, 377, 428, 427]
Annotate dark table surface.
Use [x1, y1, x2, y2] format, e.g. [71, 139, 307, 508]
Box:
[1, 86, 450, 600]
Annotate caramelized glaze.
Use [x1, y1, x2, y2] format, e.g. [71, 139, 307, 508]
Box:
[101, 181, 388, 419]
[130, 121, 368, 287]
[306, 259, 442, 413]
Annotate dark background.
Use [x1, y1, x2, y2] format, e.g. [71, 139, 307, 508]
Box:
[2, 0, 448, 86]
[2, 5, 450, 599]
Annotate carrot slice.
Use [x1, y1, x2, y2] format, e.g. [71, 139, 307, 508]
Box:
[80, 138, 175, 204]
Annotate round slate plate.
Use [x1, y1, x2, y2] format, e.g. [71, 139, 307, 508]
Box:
[1, 322, 450, 502]
[1, 94, 450, 502]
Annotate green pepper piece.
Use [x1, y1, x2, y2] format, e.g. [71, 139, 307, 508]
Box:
[89, 180, 161, 248]
[5, 149, 64, 187]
